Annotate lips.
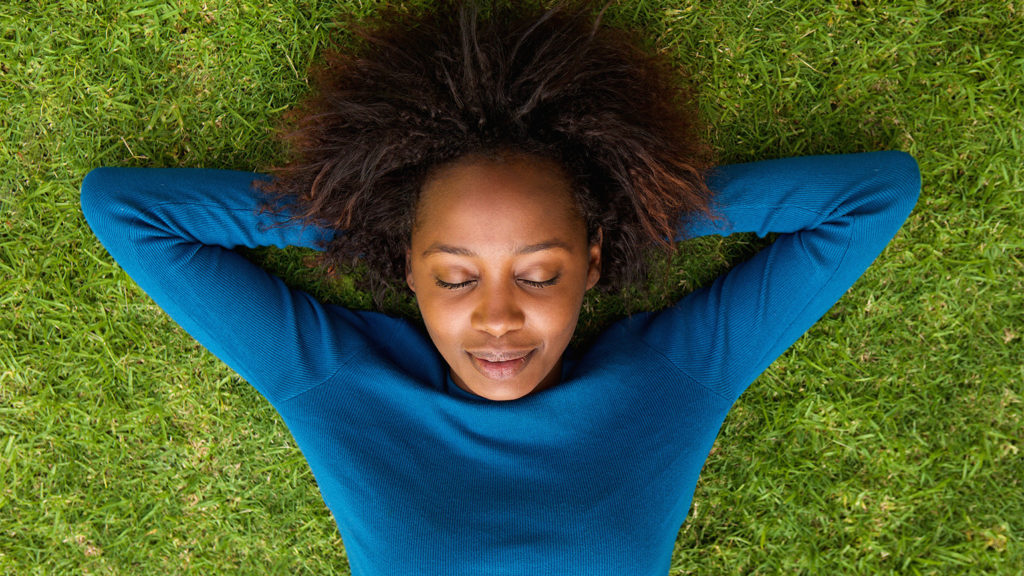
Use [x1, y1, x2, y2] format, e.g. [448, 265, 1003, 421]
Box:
[470, 350, 532, 362]
[466, 349, 535, 380]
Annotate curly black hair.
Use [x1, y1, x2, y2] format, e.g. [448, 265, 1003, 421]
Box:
[257, 0, 714, 305]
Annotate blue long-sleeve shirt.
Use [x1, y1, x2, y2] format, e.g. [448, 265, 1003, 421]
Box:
[80, 151, 920, 575]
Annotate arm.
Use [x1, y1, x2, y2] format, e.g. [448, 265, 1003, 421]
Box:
[643, 151, 921, 401]
[80, 167, 372, 404]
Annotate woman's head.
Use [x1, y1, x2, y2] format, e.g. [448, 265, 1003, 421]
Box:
[259, 0, 714, 399]
[408, 151, 600, 400]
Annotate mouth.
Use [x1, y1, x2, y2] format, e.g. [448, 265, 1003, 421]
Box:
[466, 349, 535, 380]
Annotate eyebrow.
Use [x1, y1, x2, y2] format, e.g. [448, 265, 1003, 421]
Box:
[421, 240, 573, 258]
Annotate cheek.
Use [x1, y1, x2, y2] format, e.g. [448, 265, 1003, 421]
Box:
[416, 292, 469, 348]
[532, 295, 583, 342]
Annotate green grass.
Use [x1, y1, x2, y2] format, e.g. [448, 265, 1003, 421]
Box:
[2, 0, 1021, 574]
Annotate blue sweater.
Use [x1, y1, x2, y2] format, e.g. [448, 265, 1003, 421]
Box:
[81, 151, 920, 575]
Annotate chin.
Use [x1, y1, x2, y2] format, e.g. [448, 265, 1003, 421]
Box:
[470, 379, 538, 401]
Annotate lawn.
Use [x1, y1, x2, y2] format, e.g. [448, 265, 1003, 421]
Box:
[1, 0, 1021, 574]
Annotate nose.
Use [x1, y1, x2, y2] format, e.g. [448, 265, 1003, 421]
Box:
[470, 280, 525, 338]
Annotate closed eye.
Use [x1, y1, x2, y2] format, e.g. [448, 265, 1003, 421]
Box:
[519, 275, 560, 288]
[435, 278, 475, 290]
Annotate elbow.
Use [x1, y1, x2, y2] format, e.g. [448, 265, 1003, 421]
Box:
[81, 167, 134, 243]
[80, 167, 116, 225]
[881, 150, 922, 223]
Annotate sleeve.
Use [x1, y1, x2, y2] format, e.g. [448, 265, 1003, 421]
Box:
[80, 167, 374, 404]
[640, 151, 921, 401]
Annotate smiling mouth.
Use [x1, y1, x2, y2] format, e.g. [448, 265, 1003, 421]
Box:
[467, 349, 535, 380]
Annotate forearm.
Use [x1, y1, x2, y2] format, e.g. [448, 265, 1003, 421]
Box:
[81, 167, 333, 254]
[681, 151, 920, 241]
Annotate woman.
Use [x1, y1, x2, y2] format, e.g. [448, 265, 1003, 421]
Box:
[81, 1, 920, 574]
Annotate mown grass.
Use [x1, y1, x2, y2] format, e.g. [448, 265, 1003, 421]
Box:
[2, 0, 1021, 574]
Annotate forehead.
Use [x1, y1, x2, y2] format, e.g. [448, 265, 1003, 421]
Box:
[412, 154, 584, 247]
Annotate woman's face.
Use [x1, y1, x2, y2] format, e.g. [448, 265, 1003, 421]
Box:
[407, 154, 601, 401]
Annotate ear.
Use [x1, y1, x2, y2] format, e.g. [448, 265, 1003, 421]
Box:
[405, 249, 416, 293]
[585, 228, 602, 290]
